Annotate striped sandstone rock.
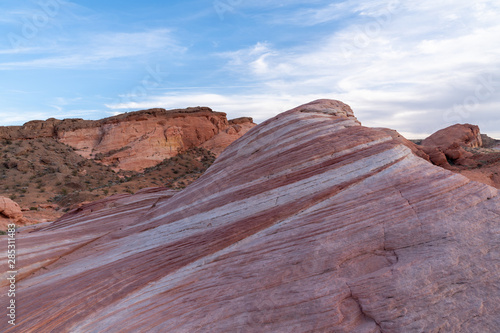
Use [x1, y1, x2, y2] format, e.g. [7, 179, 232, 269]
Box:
[1, 100, 499, 332]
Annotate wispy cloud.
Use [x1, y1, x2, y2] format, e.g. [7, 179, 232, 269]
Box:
[0, 109, 52, 125]
[106, 92, 327, 122]
[0, 29, 184, 70]
[214, 0, 500, 137]
[0, 47, 44, 55]
[264, 1, 359, 26]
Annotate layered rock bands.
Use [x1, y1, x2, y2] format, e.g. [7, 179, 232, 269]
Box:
[1, 100, 499, 332]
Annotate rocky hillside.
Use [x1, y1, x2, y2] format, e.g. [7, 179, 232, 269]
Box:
[0, 107, 254, 226]
[3, 100, 498, 332]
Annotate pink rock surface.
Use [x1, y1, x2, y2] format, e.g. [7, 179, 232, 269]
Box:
[1, 100, 499, 332]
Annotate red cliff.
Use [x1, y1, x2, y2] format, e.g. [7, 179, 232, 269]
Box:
[0, 107, 256, 171]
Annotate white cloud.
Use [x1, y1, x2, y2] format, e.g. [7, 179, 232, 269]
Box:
[0, 110, 52, 125]
[105, 92, 329, 123]
[205, 0, 500, 137]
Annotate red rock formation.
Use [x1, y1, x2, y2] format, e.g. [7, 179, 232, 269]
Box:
[420, 124, 500, 189]
[422, 123, 482, 148]
[0, 107, 256, 171]
[1, 100, 499, 332]
[201, 117, 255, 156]
[420, 124, 482, 167]
[0, 196, 27, 229]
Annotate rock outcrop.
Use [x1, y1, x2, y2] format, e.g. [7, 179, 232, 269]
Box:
[422, 123, 482, 148]
[0, 107, 255, 171]
[1, 99, 499, 332]
[0, 196, 26, 229]
[420, 124, 482, 167]
[201, 117, 255, 156]
[420, 124, 500, 189]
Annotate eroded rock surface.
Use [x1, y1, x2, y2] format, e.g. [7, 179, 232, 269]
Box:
[1, 100, 499, 332]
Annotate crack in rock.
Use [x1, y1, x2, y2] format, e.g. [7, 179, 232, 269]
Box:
[346, 283, 384, 332]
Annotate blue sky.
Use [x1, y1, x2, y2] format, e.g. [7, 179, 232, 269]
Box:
[1, 0, 499, 138]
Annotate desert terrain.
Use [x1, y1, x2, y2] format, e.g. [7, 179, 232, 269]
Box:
[1, 99, 499, 332]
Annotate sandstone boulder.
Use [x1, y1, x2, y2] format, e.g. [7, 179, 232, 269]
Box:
[421, 124, 482, 166]
[0, 196, 27, 229]
[422, 123, 482, 149]
[1, 100, 499, 332]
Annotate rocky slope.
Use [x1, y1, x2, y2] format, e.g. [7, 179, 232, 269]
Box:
[0, 137, 215, 226]
[0, 107, 255, 171]
[1, 99, 499, 332]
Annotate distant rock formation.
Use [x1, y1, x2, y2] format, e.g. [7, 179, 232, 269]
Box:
[420, 124, 482, 167]
[0, 196, 26, 229]
[419, 124, 500, 189]
[0, 107, 255, 171]
[481, 133, 500, 149]
[2, 100, 499, 332]
[422, 123, 482, 148]
[201, 117, 255, 155]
